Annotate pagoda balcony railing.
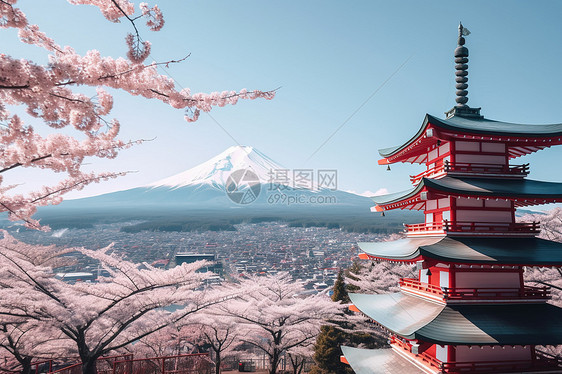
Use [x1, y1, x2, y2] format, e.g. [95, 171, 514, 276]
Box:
[405, 222, 447, 235]
[410, 162, 529, 184]
[441, 350, 562, 373]
[399, 277, 446, 297]
[405, 221, 540, 236]
[391, 336, 562, 373]
[391, 336, 443, 369]
[399, 278, 551, 301]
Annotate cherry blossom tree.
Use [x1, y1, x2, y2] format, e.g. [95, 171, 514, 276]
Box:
[518, 208, 562, 358]
[0, 320, 59, 374]
[188, 310, 242, 374]
[519, 208, 562, 242]
[519, 208, 562, 305]
[346, 260, 415, 295]
[0, 231, 234, 374]
[287, 345, 313, 374]
[0, 319, 74, 374]
[1, 3, 276, 372]
[0, 0, 275, 229]
[124, 324, 201, 359]
[0, 230, 79, 373]
[126, 303, 243, 374]
[0, 322, 32, 374]
[220, 273, 343, 374]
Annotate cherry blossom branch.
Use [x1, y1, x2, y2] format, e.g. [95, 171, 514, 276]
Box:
[0, 138, 148, 175]
[110, 0, 139, 33]
[529, 280, 562, 292]
[0, 1, 275, 226]
[29, 173, 125, 204]
[106, 0, 162, 63]
[96, 294, 237, 354]
[0, 55, 189, 91]
[0, 246, 63, 305]
[97, 54, 191, 81]
[0, 85, 30, 89]
[48, 92, 86, 104]
[1, 171, 126, 230]
[0, 154, 55, 174]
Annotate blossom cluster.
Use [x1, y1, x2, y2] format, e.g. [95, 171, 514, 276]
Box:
[0, 0, 275, 227]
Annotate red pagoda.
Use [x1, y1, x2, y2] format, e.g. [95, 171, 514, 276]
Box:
[341, 24, 562, 373]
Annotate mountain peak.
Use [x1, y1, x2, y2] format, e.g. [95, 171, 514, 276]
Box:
[147, 145, 283, 190]
[223, 145, 254, 154]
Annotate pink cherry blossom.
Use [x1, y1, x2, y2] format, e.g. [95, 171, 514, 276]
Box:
[0, 0, 275, 227]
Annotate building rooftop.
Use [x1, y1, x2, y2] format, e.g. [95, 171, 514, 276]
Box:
[371, 177, 562, 210]
[379, 114, 562, 163]
[350, 292, 562, 345]
[340, 346, 426, 374]
[358, 236, 562, 265]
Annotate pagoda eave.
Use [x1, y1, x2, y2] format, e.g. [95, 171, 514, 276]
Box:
[428, 114, 562, 139]
[379, 114, 562, 163]
[379, 131, 439, 165]
[349, 292, 562, 346]
[357, 237, 562, 266]
[424, 177, 562, 201]
[358, 252, 421, 264]
[340, 346, 428, 374]
[373, 177, 562, 211]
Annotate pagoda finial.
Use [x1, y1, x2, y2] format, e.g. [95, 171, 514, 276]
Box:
[446, 23, 482, 119]
[455, 22, 470, 107]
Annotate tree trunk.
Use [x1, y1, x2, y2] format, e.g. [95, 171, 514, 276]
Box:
[289, 356, 304, 374]
[81, 358, 97, 374]
[20, 357, 32, 374]
[269, 350, 280, 374]
[291, 360, 298, 374]
[297, 360, 304, 374]
[215, 353, 221, 374]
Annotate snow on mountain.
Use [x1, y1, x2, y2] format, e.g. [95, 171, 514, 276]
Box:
[45, 145, 377, 213]
[146, 145, 287, 190]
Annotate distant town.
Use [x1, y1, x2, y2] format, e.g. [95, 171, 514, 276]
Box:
[10, 222, 387, 290]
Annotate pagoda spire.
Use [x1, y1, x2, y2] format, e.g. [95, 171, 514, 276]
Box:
[455, 23, 470, 107]
[446, 22, 482, 119]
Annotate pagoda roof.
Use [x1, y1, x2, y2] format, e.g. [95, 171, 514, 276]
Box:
[431, 114, 562, 135]
[372, 176, 562, 210]
[340, 346, 426, 374]
[379, 114, 562, 162]
[358, 236, 562, 265]
[349, 292, 562, 345]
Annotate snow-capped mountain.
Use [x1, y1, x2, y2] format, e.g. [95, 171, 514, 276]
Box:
[50, 145, 372, 212]
[146, 145, 288, 190]
[35, 145, 424, 230]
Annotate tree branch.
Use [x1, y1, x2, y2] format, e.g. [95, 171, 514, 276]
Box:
[48, 92, 86, 104]
[0, 85, 30, 90]
[0, 154, 56, 174]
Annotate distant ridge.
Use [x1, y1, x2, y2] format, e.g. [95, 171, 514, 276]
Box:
[52, 145, 372, 210]
[34, 145, 422, 231]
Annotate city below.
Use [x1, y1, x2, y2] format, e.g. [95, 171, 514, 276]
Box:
[8, 221, 388, 291]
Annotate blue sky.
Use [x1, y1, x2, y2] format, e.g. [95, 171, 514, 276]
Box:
[4, 1, 562, 200]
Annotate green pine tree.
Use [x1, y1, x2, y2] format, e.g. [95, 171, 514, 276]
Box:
[311, 271, 353, 374]
[310, 326, 353, 374]
[331, 269, 350, 303]
[312, 264, 388, 374]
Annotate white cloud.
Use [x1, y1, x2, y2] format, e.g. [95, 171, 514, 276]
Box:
[346, 188, 388, 197]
